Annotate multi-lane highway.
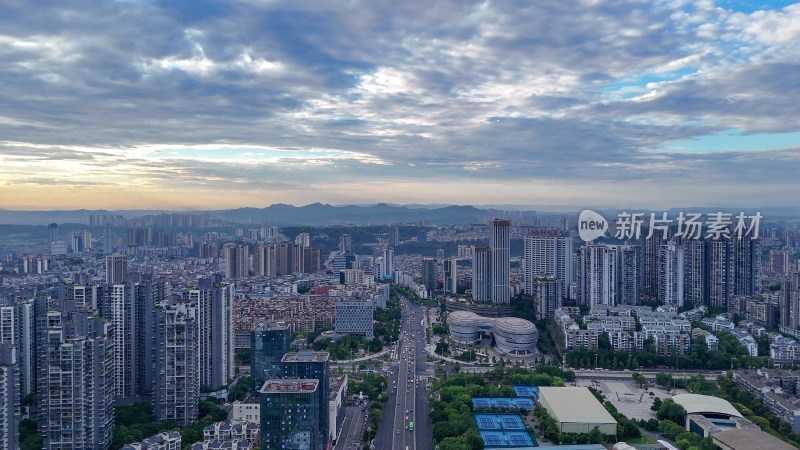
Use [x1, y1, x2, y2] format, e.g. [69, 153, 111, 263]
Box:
[375, 297, 432, 450]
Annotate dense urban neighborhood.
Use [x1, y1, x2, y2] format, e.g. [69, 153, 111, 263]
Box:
[0, 208, 799, 450]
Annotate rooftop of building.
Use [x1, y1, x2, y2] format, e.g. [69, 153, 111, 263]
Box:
[190, 440, 253, 449]
[253, 320, 289, 331]
[537, 387, 617, 425]
[672, 394, 743, 418]
[260, 379, 319, 394]
[281, 351, 330, 363]
[204, 421, 259, 432]
[711, 428, 795, 450]
[329, 375, 348, 398]
[686, 413, 758, 435]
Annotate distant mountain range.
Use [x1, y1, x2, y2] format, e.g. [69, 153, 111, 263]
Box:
[0, 203, 797, 226]
[0, 203, 502, 226]
[209, 203, 498, 225]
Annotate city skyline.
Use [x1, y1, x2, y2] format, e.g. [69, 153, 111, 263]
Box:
[1, 1, 799, 209]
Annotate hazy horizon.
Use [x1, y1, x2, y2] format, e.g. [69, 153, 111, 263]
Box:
[1, 201, 798, 214]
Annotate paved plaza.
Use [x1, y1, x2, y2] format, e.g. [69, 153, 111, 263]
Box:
[575, 378, 688, 420]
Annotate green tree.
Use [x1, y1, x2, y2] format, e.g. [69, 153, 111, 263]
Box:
[651, 397, 662, 411]
[657, 399, 687, 426]
[465, 428, 485, 450]
[588, 425, 604, 444]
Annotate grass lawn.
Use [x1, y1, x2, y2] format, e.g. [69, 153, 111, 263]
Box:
[624, 435, 658, 445]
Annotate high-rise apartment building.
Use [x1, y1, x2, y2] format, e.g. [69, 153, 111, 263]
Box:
[303, 246, 322, 273]
[472, 247, 490, 303]
[0, 307, 14, 348]
[109, 283, 136, 399]
[48, 223, 58, 243]
[732, 236, 760, 297]
[708, 239, 732, 308]
[658, 242, 685, 307]
[260, 379, 322, 450]
[254, 243, 310, 276]
[251, 321, 291, 393]
[0, 344, 18, 450]
[104, 223, 114, 255]
[223, 244, 249, 279]
[382, 247, 393, 278]
[106, 253, 128, 284]
[703, 236, 760, 309]
[532, 277, 563, 319]
[72, 233, 85, 254]
[254, 243, 275, 277]
[184, 284, 234, 388]
[185, 232, 194, 249]
[154, 303, 199, 427]
[768, 250, 790, 275]
[524, 232, 573, 296]
[13, 301, 34, 397]
[490, 219, 511, 304]
[295, 232, 310, 247]
[684, 240, 707, 306]
[790, 273, 800, 330]
[643, 235, 663, 295]
[69, 229, 92, 252]
[0, 301, 34, 401]
[443, 257, 458, 294]
[422, 258, 436, 292]
[577, 244, 618, 307]
[134, 280, 168, 396]
[39, 316, 115, 450]
[388, 224, 399, 248]
[339, 234, 352, 254]
[615, 244, 642, 305]
[779, 279, 793, 329]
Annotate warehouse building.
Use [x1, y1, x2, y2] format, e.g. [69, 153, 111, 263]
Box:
[671, 393, 747, 433]
[712, 428, 795, 450]
[537, 387, 617, 435]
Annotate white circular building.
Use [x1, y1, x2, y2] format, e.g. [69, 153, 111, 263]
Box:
[447, 311, 538, 356]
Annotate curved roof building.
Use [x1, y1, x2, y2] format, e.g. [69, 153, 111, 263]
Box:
[447, 310, 538, 355]
[672, 394, 743, 419]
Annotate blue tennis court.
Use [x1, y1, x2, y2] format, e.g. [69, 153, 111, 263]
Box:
[497, 415, 525, 430]
[472, 397, 535, 411]
[495, 399, 513, 408]
[479, 429, 537, 447]
[512, 398, 534, 410]
[475, 414, 500, 430]
[480, 431, 504, 447]
[512, 386, 540, 398]
[472, 398, 493, 408]
[506, 432, 534, 447]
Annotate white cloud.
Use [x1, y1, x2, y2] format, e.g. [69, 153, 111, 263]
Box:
[0, 0, 798, 207]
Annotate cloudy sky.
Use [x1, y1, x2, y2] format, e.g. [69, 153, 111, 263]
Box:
[1, 0, 799, 210]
